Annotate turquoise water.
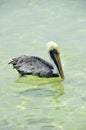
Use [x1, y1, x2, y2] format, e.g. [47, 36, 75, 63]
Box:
[0, 0, 86, 130]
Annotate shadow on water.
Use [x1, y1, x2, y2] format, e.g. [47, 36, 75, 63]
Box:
[16, 75, 64, 87]
[16, 75, 64, 101]
[15, 75, 65, 129]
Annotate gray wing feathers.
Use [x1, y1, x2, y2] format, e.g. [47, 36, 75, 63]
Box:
[9, 55, 53, 77]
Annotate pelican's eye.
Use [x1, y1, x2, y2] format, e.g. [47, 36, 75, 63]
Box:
[49, 49, 59, 55]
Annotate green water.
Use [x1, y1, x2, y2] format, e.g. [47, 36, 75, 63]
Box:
[0, 0, 86, 130]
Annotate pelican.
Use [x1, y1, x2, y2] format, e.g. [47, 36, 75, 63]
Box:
[9, 41, 65, 80]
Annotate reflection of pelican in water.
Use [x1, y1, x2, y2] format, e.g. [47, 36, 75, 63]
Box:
[9, 41, 64, 80]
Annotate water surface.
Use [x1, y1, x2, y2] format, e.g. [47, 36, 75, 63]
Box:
[0, 0, 86, 130]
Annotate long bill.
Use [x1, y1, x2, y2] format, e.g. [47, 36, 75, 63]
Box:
[54, 53, 65, 80]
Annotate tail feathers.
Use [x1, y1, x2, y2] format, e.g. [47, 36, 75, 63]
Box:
[8, 58, 18, 67]
[8, 59, 14, 64]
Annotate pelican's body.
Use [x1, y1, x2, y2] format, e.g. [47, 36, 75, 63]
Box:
[9, 55, 58, 77]
[9, 42, 64, 79]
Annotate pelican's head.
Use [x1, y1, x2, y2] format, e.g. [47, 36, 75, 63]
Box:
[47, 41, 59, 52]
[47, 41, 65, 80]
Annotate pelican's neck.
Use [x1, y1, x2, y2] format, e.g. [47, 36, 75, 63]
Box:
[50, 57, 58, 74]
[48, 52, 58, 74]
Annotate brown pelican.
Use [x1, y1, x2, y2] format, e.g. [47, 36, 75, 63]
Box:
[9, 41, 65, 80]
